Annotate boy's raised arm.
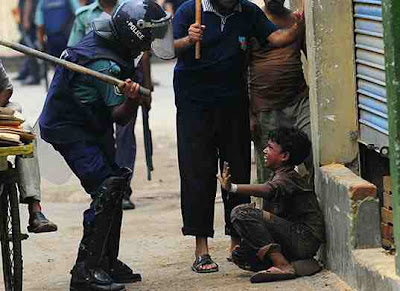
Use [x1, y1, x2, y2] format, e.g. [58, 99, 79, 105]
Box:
[217, 162, 274, 198]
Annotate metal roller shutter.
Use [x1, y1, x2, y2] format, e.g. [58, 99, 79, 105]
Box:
[354, 0, 388, 152]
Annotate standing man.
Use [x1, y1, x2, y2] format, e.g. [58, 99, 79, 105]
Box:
[68, 0, 118, 46]
[249, 0, 312, 188]
[173, 0, 304, 273]
[68, 0, 153, 210]
[39, 1, 174, 289]
[35, 0, 81, 58]
[14, 0, 42, 85]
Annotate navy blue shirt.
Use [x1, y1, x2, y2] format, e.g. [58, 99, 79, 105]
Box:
[173, 0, 276, 108]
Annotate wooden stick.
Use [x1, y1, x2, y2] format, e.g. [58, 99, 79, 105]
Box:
[0, 39, 151, 97]
[195, 0, 201, 59]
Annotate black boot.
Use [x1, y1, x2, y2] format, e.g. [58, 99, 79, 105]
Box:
[104, 185, 141, 283]
[70, 177, 127, 291]
[121, 190, 135, 210]
[109, 259, 142, 283]
[70, 264, 125, 291]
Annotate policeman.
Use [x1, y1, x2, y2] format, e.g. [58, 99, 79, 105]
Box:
[39, 0, 174, 290]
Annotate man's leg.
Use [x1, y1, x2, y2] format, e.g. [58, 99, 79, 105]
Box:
[177, 108, 219, 272]
[288, 96, 313, 185]
[217, 105, 251, 253]
[22, 57, 40, 85]
[54, 141, 126, 291]
[16, 137, 58, 233]
[7, 102, 57, 233]
[115, 110, 137, 210]
[104, 167, 142, 283]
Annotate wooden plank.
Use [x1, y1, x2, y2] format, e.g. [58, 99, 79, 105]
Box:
[381, 207, 394, 223]
[383, 176, 392, 193]
[381, 222, 394, 240]
[384, 191, 393, 209]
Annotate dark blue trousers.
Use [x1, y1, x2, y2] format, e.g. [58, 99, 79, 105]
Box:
[115, 109, 137, 183]
[53, 137, 118, 196]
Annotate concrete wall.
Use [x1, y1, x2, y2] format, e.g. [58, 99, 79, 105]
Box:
[317, 164, 400, 290]
[303, 0, 400, 289]
[305, 0, 359, 167]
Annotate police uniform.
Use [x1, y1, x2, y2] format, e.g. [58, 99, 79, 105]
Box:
[38, 0, 174, 288]
[35, 0, 81, 57]
[68, 0, 138, 210]
[39, 31, 137, 290]
[68, 0, 107, 47]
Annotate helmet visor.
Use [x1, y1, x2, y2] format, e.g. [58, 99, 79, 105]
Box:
[151, 21, 175, 60]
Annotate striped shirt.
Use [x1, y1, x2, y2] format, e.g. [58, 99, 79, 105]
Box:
[201, 0, 242, 31]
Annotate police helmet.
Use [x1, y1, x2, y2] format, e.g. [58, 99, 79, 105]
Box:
[111, 0, 175, 59]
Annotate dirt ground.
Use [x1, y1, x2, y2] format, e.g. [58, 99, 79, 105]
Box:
[1, 62, 352, 290]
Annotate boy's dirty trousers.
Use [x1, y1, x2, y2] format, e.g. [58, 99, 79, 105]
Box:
[177, 104, 251, 238]
[231, 204, 321, 263]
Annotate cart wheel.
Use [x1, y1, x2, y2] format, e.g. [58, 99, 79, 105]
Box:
[0, 183, 23, 291]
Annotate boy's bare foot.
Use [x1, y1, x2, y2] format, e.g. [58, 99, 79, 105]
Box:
[227, 237, 240, 261]
[269, 251, 295, 273]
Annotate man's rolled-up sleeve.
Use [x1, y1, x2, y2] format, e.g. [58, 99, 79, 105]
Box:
[252, 5, 277, 46]
[172, 3, 192, 40]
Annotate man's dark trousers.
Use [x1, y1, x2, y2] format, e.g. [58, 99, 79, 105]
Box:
[178, 103, 251, 238]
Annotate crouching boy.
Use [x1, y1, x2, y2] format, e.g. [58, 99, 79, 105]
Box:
[217, 128, 325, 283]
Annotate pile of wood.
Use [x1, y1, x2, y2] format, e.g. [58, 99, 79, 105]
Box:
[381, 176, 394, 250]
[0, 107, 35, 146]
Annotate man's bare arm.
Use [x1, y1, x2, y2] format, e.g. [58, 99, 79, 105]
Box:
[267, 13, 305, 48]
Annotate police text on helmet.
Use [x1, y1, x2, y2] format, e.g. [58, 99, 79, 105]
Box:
[126, 21, 145, 40]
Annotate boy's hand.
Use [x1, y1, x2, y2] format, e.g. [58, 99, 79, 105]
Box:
[217, 161, 232, 191]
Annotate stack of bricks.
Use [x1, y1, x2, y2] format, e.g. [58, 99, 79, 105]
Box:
[381, 176, 394, 249]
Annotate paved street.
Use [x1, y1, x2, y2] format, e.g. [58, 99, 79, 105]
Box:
[1, 60, 352, 290]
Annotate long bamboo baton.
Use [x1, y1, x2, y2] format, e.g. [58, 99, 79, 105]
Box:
[195, 0, 201, 59]
[0, 39, 151, 97]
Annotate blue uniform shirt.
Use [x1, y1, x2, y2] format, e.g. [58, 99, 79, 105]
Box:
[173, 0, 276, 108]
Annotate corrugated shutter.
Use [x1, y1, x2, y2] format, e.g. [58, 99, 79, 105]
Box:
[354, 0, 388, 151]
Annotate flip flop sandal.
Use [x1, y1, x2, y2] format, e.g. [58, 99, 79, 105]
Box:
[191, 254, 219, 273]
[250, 266, 297, 283]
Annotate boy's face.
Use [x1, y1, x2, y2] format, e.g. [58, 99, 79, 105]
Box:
[263, 141, 288, 170]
